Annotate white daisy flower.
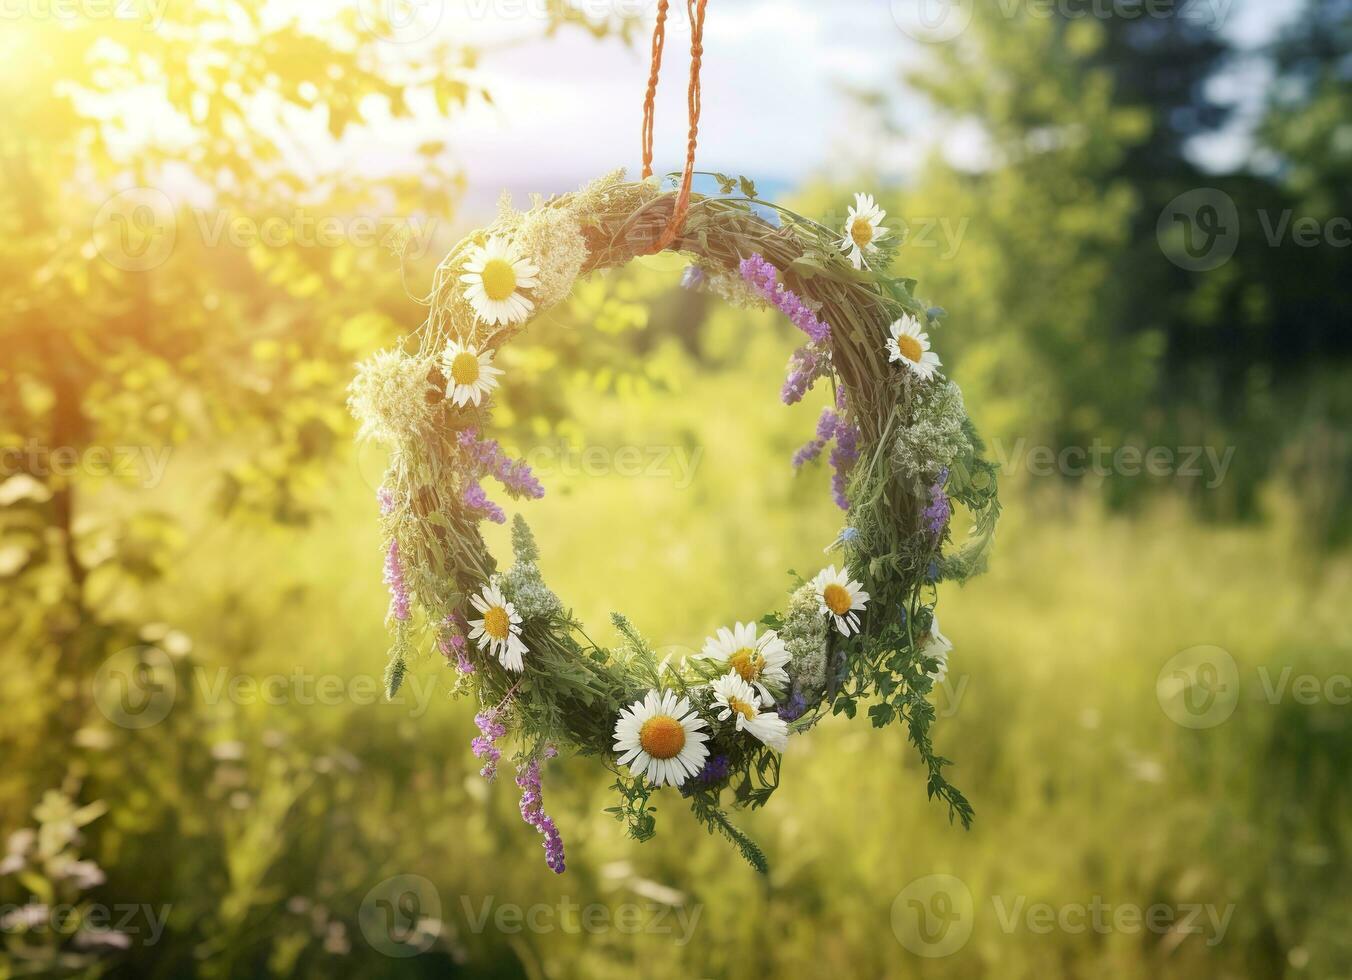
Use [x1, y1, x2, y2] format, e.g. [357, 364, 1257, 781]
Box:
[921, 614, 953, 684]
[886, 315, 943, 381]
[612, 689, 710, 788]
[459, 236, 540, 326]
[699, 622, 791, 702]
[441, 339, 504, 408]
[710, 672, 789, 751]
[841, 192, 889, 270]
[467, 581, 528, 671]
[811, 565, 870, 636]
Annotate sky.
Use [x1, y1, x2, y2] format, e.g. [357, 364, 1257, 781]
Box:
[323, 0, 1309, 212]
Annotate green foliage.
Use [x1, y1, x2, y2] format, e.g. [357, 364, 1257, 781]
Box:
[603, 772, 658, 844]
[689, 798, 769, 876]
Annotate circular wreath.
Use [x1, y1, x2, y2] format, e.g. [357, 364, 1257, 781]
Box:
[348, 172, 1001, 874]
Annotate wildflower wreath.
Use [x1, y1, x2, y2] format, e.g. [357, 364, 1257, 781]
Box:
[347, 3, 1000, 874]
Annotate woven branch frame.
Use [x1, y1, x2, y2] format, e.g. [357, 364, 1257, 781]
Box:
[359, 173, 1000, 871]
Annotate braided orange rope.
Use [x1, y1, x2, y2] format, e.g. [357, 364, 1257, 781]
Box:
[640, 0, 708, 253]
[639, 0, 669, 181]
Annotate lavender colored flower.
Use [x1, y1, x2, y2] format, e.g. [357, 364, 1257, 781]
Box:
[829, 418, 861, 510]
[781, 345, 827, 405]
[458, 428, 545, 500]
[921, 468, 951, 536]
[791, 405, 859, 509]
[778, 692, 809, 722]
[467, 708, 505, 784]
[681, 264, 706, 290]
[462, 481, 506, 525]
[738, 253, 778, 295]
[382, 538, 410, 622]
[377, 486, 396, 516]
[792, 437, 827, 469]
[739, 254, 831, 345]
[684, 755, 731, 792]
[816, 406, 840, 442]
[438, 614, 474, 673]
[516, 756, 566, 873]
[472, 708, 508, 781]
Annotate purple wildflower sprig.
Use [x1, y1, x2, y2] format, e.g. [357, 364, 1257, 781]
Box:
[829, 417, 861, 511]
[781, 344, 830, 405]
[462, 481, 506, 525]
[778, 692, 809, 723]
[458, 428, 545, 500]
[516, 749, 566, 874]
[455, 428, 543, 526]
[382, 539, 411, 622]
[376, 487, 411, 622]
[438, 613, 475, 674]
[682, 755, 732, 796]
[791, 394, 861, 510]
[791, 405, 840, 469]
[472, 707, 508, 782]
[921, 467, 952, 538]
[739, 254, 831, 345]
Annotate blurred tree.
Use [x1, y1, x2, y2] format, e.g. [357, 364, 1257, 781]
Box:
[852, 0, 1351, 536]
[0, 2, 637, 972]
[842, 5, 1157, 446]
[1260, 0, 1352, 219]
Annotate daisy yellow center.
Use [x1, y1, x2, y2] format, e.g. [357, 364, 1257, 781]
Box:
[482, 605, 510, 641]
[450, 351, 481, 386]
[480, 258, 518, 302]
[727, 696, 757, 721]
[728, 647, 764, 681]
[823, 583, 853, 616]
[850, 216, 875, 248]
[894, 334, 923, 363]
[638, 715, 686, 760]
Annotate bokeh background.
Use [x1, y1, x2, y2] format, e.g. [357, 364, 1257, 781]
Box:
[2, 0, 1350, 976]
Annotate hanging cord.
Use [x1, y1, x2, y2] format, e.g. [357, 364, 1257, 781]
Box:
[639, 0, 707, 253]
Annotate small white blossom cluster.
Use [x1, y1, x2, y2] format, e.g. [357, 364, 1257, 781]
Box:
[781, 582, 829, 698]
[513, 207, 589, 311]
[347, 348, 439, 445]
[891, 380, 972, 480]
[500, 559, 564, 622]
